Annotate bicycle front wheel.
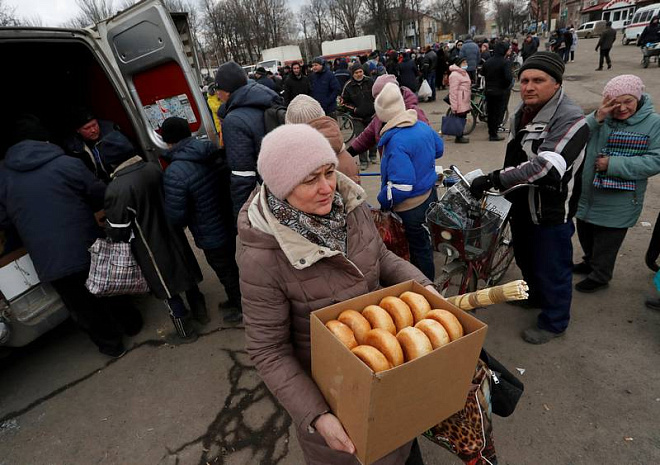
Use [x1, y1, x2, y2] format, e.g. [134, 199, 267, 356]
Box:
[337, 114, 355, 143]
[486, 216, 514, 285]
[435, 263, 478, 298]
[511, 62, 521, 92]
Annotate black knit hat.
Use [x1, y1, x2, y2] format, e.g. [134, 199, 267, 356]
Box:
[349, 62, 363, 75]
[70, 106, 96, 130]
[161, 117, 191, 144]
[312, 56, 325, 65]
[518, 51, 565, 83]
[215, 61, 248, 93]
[13, 114, 50, 144]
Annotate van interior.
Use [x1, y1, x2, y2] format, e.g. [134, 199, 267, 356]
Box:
[0, 39, 138, 158]
[0, 39, 139, 260]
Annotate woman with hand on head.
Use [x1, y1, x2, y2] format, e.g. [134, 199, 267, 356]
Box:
[237, 124, 434, 464]
[575, 75, 660, 293]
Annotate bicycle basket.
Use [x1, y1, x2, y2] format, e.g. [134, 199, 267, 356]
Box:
[427, 186, 501, 260]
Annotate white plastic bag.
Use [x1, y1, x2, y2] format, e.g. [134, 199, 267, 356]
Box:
[418, 79, 432, 100]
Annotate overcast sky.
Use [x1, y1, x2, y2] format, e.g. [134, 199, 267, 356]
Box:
[7, 0, 306, 27]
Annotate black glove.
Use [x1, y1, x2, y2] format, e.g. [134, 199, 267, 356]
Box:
[346, 145, 358, 157]
[469, 175, 493, 198]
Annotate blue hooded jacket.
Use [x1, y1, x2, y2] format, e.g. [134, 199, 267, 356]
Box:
[162, 137, 235, 250]
[0, 141, 106, 282]
[218, 81, 280, 218]
[377, 121, 444, 209]
[459, 40, 480, 72]
[310, 65, 341, 114]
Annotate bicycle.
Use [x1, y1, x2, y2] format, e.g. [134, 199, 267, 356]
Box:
[444, 86, 509, 136]
[336, 104, 356, 143]
[641, 42, 660, 68]
[510, 53, 522, 92]
[427, 165, 532, 297]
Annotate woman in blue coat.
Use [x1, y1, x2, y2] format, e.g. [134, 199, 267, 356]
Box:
[375, 83, 444, 280]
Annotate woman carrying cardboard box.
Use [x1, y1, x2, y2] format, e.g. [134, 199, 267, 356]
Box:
[236, 124, 436, 464]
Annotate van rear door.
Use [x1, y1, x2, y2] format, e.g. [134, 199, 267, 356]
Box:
[93, 0, 218, 149]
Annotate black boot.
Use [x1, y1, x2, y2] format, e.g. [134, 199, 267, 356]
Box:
[188, 291, 209, 325]
[167, 315, 198, 344]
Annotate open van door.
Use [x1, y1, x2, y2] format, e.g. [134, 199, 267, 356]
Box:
[93, 0, 218, 152]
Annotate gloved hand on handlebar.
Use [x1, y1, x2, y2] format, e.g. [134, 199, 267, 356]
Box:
[469, 171, 502, 198]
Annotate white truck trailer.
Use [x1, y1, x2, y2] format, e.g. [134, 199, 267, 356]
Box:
[321, 35, 377, 60]
[258, 45, 303, 74]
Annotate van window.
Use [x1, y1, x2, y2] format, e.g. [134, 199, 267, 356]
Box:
[632, 12, 641, 23]
[587, 23, 594, 29]
[603, 12, 611, 22]
[641, 11, 651, 22]
[578, 24, 585, 30]
[613, 11, 621, 21]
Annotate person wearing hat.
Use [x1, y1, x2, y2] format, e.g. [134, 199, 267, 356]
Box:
[459, 35, 480, 82]
[469, 51, 590, 345]
[347, 74, 430, 158]
[283, 62, 312, 106]
[64, 107, 135, 183]
[160, 117, 242, 323]
[595, 21, 616, 71]
[341, 63, 376, 169]
[236, 123, 434, 464]
[574, 75, 660, 294]
[0, 115, 143, 357]
[215, 61, 281, 218]
[481, 41, 513, 141]
[206, 84, 224, 144]
[285, 95, 359, 184]
[333, 58, 351, 89]
[253, 66, 276, 90]
[447, 56, 472, 144]
[375, 83, 444, 281]
[366, 49, 386, 77]
[309, 57, 342, 117]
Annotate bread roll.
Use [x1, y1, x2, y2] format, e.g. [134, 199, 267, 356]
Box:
[379, 296, 414, 333]
[351, 345, 391, 373]
[399, 291, 432, 324]
[396, 327, 433, 361]
[426, 309, 464, 341]
[325, 320, 358, 349]
[415, 319, 450, 349]
[364, 328, 404, 367]
[362, 305, 396, 335]
[338, 310, 372, 345]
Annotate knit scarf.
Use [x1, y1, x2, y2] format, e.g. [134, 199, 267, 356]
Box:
[267, 190, 348, 254]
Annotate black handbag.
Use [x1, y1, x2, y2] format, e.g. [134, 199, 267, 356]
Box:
[480, 349, 524, 417]
[441, 114, 466, 136]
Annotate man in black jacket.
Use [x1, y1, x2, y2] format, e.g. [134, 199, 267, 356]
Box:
[481, 41, 513, 141]
[282, 62, 311, 106]
[160, 117, 242, 323]
[341, 64, 376, 168]
[595, 21, 616, 70]
[0, 116, 143, 357]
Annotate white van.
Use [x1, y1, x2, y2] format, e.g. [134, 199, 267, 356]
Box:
[622, 3, 660, 45]
[0, 0, 217, 349]
[576, 20, 607, 39]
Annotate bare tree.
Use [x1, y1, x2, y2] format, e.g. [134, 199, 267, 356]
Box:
[64, 0, 116, 28]
[0, 0, 20, 26]
[329, 0, 363, 38]
[493, 0, 528, 35]
[429, 0, 456, 34]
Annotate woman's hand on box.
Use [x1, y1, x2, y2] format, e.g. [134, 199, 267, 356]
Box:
[425, 284, 441, 297]
[315, 413, 356, 454]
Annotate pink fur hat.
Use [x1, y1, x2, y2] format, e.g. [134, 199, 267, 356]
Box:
[603, 75, 645, 100]
[257, 124, 338, 200]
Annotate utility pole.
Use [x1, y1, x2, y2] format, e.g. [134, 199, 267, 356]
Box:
[468, 0, 471, 33]
[547, 0, 553, 36]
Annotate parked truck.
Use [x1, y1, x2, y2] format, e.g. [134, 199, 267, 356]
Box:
[258, 45, 303, 74]
[321, 35, 377, 61]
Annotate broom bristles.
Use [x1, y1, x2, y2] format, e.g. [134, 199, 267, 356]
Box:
[447, 280, 529, 311]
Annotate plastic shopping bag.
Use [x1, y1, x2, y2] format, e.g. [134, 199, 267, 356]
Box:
[371, 208, 410, 261]
[418, 79, 432, 100]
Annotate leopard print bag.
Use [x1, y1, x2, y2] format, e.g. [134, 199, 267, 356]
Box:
[423, 360, 498, 465]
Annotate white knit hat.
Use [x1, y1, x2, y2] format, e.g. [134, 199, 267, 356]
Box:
[257, 124, 338, 200]
[375, 83, 406, 123]
[285, 95, 325, 124]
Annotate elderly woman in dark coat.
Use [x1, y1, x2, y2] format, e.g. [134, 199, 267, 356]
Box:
[237, 124, 435, 464]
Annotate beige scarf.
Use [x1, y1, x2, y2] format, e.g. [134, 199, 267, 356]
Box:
[380, 109, 418, 136]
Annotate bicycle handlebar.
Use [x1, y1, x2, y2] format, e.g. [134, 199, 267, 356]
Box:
[448, 164, 536, 197]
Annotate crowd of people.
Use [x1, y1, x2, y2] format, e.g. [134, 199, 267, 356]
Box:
[1, 30, 660, 465]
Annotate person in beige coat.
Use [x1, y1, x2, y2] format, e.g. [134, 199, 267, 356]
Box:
[285, 94, 360, 184]
[236, 124, 435, 464]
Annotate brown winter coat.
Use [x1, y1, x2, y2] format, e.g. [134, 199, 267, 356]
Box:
[236, 173, 432, 464]
[308, 116, 360, 184]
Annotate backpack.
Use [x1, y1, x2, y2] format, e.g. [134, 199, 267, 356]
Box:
[264, 103, 287, 134]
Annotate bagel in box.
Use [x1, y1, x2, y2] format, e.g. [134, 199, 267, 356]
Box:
[311, 280, 487, 465]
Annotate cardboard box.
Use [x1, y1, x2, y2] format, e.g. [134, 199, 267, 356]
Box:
[311, 280, 487, 464]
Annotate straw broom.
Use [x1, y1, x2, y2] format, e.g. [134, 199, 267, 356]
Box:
[447, 280, 529, 311]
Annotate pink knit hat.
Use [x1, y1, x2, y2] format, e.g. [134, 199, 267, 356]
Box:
[257, 124, 338, 200]
[372, 74, 399, 98]
[603, 75, 645, 100]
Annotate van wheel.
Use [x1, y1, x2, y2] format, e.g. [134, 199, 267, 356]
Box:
[586, 32, 591, 39]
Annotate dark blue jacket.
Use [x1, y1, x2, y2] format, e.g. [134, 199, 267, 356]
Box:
[218, 81, 280, 218]
[0, 141, 106, 282]
[162, 138, 234, 250]
[310, 66, 341, 114]
[377, 121, 444, 209]
[459, 40, 480, 72]
[256, 76, 276, 91]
